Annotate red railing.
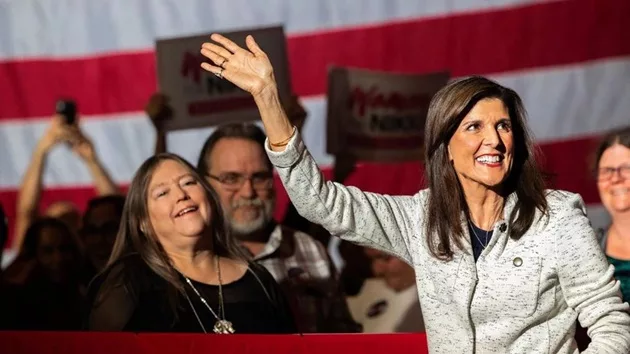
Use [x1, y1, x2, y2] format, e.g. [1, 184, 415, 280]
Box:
[0, 332, 429, 354]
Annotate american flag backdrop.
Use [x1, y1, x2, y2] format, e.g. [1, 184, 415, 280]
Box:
[0, 0, 629, 262]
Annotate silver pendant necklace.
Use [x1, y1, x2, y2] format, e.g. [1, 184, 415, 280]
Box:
[183, 255, 235, 334]
[468, 219, 490, 248]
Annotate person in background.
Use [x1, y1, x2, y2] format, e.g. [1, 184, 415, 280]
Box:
[347, 247, 424, 333]
[575, 126, 630, 351]
[594, 126, 630, 302]
[86, 153, 296, 334]
[197, 122, 360, 333]
[80, 195, 125, 273]
[13, 114, 119, 252]
[200, 33, 630, 352]
[0, 217, 85, 330]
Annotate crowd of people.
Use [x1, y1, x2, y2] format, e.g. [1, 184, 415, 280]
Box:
[0, 32, 629, 353]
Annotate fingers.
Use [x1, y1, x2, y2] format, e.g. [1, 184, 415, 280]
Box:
[245, 35, 264, 56]
[200, 47, 232, 70]
[210, 33, 242, 54]
[201, 42, 233, 63]
[200, 62, 222, 77]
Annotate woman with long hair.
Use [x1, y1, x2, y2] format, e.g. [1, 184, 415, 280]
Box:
[198, 34, 630, 352]
[86, 153, 296, 334]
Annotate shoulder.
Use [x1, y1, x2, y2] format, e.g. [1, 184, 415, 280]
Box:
[246, 261, 283, 300]
[290, 227, 327, 254]
[539, 190, 601, 249]
[279, 225, 336, 269]
[247, 260, 277, 284]
[544, 189, 587, 213]
[542, 189, 590, 225]
[87, 253, 157, 301]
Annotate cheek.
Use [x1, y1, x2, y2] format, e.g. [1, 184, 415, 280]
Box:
[147, 201, 170, 229]
[255, 189, 274, 202]
[502, 133, 514, 154]
[449, 136, 478, 162]
[597, 182, 608, 194]
[211, 187, 234, 209]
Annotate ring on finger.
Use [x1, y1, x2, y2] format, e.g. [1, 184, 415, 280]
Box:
[219, 58, 228, 68]
[216, 68, 224, 79]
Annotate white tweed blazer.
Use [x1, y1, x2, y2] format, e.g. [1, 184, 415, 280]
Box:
[266, 132, 630, 354]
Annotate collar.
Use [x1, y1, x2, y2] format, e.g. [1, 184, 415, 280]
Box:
[251, 224, 296, 261]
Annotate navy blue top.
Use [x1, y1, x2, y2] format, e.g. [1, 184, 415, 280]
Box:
[468, 223, 494, 262]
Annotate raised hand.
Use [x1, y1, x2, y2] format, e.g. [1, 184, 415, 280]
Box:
[36, 115, 73, 154]
[200, 34, 276, 97]
[145, 93, 173, 131]
[70, 129, 96, 162]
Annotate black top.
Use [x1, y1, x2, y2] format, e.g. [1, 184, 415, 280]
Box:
[85, 254, 297, 334]
[469, 223, 494, 262]
[0, 277, 85, 331]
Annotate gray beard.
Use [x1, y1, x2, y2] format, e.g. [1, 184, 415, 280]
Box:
[228, 198, 275, 241]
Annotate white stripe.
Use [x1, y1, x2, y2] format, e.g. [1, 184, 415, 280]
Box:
[0, 57, 628, 188]
[0, 0, 545, 60]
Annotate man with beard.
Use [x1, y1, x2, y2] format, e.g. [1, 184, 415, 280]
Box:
[197, 122, 360, 333]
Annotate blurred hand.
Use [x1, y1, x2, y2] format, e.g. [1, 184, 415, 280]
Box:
[200, 34, 276, 98]
[145, 93, 173, 130]
[36, 115, 73, 154]
[68, 127, 96, 162]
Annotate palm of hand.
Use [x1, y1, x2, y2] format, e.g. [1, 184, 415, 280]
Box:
[227, 51, 273, 96]
[200, 34, 275, 97]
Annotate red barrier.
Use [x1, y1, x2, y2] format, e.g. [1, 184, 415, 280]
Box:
[0, 332, 429, 354]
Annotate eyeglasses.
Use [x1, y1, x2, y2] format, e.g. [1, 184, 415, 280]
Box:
[597, 164, 630, 181]
[207, 172, 273, 190]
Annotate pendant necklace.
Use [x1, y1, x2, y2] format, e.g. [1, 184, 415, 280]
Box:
[183, 255, 235, 334]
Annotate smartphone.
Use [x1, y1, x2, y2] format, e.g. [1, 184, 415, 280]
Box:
[56, 99, 77, 125]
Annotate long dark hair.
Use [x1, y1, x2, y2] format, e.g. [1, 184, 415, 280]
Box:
[424, 76, 548, 260]
[102, 153, 248, 293]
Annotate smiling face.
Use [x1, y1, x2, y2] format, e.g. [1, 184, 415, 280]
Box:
[146, 159, 212, 247]
[597, 144, 630, 217]
[448, 98, 514, 192]
[205, 137, 275, 238]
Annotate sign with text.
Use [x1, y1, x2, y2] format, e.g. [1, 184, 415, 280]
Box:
[156, 26, 291, 131]
[327, 67, 449, 162]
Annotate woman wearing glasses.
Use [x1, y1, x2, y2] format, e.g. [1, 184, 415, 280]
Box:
[594, 126, 630, 302]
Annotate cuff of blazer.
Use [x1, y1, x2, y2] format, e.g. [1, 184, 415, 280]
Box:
[265, 128, 304, 168]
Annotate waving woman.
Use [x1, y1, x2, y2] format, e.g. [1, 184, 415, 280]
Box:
[200, 34, 630, 353]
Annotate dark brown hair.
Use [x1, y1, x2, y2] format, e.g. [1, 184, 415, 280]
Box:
[196, 122, 271, 174]
[103, 153, 247, 293]
[424, 76, 548, 260]
[22, 217, 82, 260]
[593, 126, 630, 171]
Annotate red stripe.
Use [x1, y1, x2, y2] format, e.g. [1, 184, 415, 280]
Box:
[0, 135, 604, 248]
[0, 0, 628, 120]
